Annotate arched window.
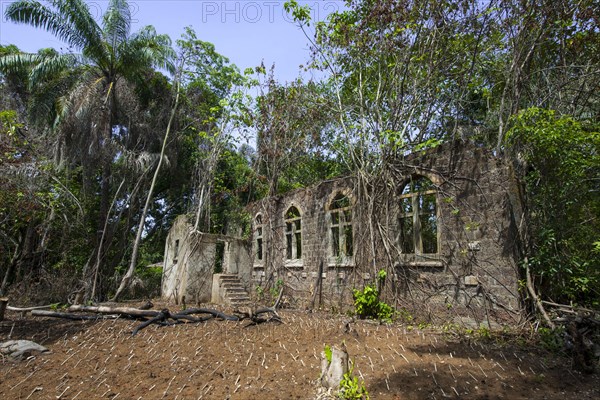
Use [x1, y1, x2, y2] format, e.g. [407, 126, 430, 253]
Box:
[285, 206, 302, 260]
[399, 176, 438, 255]
[329, 193, 353, 257]
[254, 214, 264, 262]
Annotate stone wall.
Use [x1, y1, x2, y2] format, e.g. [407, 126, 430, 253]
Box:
[161, 215, 252, 304]
[248, 141, 521, 325]
[390, 141, 521, 324]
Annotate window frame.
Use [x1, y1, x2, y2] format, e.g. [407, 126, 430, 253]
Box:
[398, 176, 440, 261]
[327, 192, 354, 266]
[284, 205, 303, 267]
[253, 214, 264, 266]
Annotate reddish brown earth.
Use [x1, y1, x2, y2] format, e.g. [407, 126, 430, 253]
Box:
[1, 305, 599, 400]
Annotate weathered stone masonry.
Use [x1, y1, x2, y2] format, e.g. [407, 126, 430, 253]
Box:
[248, 141, 521, 324]
[162, 215, 252, 304]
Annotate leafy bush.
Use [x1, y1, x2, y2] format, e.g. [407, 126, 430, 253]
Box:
[352, 284, 394, 322]
[508, 108, 600, 307]
[339, 361, 370, 400]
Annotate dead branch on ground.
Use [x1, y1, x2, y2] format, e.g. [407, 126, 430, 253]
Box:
[26, 299, 285, 336]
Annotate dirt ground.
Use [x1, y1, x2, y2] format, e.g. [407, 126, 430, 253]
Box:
[1, 304, 599, 400]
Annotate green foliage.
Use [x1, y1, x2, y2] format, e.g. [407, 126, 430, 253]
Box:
[417, 322, 431, 330]
[507, 108, 600, 306]
[0, 110, 22, 137]
[396, 307, 414, 323]
[208, 146, 262, 235]
[251, 70, 345, 195]
[255, 278, 285, 306]
[324, 344, 332, 364]
[475, 325, 491, 340]
[0, 0, 179, 301]
[339, 361, 369, 400]
[271, 278, 284, 299]
[255, 285, 265, 300]
[132, 264, 163, 299]
[284, 0, 312, 26]
[352, 284, 394, 322]
[50, 303, 68, 311]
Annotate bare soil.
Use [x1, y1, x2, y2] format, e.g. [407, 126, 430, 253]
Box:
[1, 305, 598, 400]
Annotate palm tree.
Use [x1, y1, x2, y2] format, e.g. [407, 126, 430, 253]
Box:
[1, 0, 175, 299]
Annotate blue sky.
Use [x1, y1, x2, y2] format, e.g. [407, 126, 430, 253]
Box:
[0, 1, 344, 82]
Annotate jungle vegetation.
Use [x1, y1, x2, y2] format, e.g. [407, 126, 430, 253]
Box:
[0, 0, 598, 315]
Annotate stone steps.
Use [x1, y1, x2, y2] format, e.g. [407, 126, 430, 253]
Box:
[217, 274, 251, 307]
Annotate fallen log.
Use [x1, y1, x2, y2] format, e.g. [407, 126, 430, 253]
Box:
[2, 302, 55, 320]
[7, 305, 53, 311]
[29, 306, 240, 335]
[31, 310, 119, 320]
[28, 301, 284, 336]
[130, 307, 275, 335]
[132, 309, 171, 336]
[176, 308, 240, 321]
[67, 305, 158, 317]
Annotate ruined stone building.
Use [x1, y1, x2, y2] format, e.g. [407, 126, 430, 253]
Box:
[163, 141, 522, 325]
[161, 215, 252, 306]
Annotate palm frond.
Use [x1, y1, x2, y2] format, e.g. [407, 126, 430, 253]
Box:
[28, 61, 81, 128]
[0, 52, 39, 75]
[53, 94, 70, 128]
[5, 1, 73, 45]
[102, 0, 131, 50]
[5, 2, 67, 51]
[51, 0, 107, 62]
[119, 26, 176, 76]
[65, 69, 106, 121]
[28, 77, 64, 127]
[28, 52, 78, 88]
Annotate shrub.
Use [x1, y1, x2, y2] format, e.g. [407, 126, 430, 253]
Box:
[352, 284, 394, 322]
[507, 108, 600, 306]
[339, 361, 370, 400]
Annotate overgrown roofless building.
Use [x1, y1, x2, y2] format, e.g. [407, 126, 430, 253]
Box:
[163, 141, 521, 325]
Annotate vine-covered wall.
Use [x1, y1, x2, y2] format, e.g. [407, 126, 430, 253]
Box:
[248, 141, 521, 325]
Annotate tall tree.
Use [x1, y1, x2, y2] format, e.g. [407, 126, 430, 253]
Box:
[174, 27, 247, 232]
[1, 0, 174, 299]
[253, 67, 341, 195]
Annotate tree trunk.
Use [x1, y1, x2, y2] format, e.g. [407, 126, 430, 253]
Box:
[0, 247, 19, 297]
[111, 78, 181, 301]
[0, 298, 8, 321]
[320, 345, 349, 389]
[86, 100, 114, 298]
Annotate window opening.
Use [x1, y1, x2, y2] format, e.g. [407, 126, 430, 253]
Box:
[285, 206, 302, 260]
[329, 193, 353, 257]
[254, 214, 264, 262]
[399, 176, 438, 255]
[173, 239, 180, 263]
[214, 241, 225, 273]
[255, 214, 263, 262]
